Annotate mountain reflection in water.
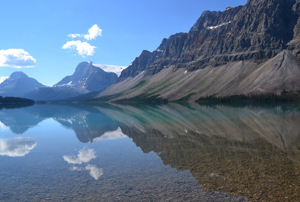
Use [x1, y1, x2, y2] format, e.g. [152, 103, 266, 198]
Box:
[102, 104, 300, 202]
[1, 103, 300, 201]
[0, 104, 119, 143]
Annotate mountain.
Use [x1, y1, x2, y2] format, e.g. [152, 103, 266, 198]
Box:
[54, 61, 118, 92]
[0, 71, 45, 97]
[92, 0, 300, 102]
[25, 62, 118, 101]
[117, 33, 186, 82]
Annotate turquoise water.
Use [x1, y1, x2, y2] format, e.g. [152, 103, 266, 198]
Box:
[1, 103, 300, 201]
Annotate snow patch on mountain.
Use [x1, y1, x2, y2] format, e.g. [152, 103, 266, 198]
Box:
[92, 63, 126, 76]
[55, 81, 74, 87]
[207, 21, 232, 30]
[155, 48, 164, 52]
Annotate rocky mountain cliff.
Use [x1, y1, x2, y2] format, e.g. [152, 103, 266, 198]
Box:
[117, 33, 186, 82]
[0, 72, 45, 98]
[25, 62, 118, 101]
[95, 0, 300, 102]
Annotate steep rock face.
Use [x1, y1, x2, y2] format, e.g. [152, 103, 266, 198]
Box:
[97, 0, 300, 101]
[0, 72, 45, 97]
[148, 0, 298, 73]
[26, 62, 118, 101]
[117, 33, 186, 81]
[120, 0, 299, 77]
[288, 1, 300, 56]
[146, 33, 188, 76]
[117, 50, 152, 82]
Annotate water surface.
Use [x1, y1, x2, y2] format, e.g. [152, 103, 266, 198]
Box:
[1, 103, 300, 201]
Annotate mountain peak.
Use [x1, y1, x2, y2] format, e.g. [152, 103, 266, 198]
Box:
[0, 71, 45, 98]
[246, 0, 292, 6]
[53, 61, 118, 94]
[10, 71, 29, 79]
[78, 61, 93, 66]
[76, 61, 93, 69]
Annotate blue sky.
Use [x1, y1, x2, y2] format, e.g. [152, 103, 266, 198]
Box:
[0, 0, 247, 86]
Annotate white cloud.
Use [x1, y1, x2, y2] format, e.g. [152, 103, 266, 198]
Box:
[0, 76, 8, 84]
[0, 49, 36, 68]
[92, 64, 126, 77]
[63, 148, 96, 164]
[84, 24, 102, 40]
[85, 164, 103, 180]
[67, 34, 83, 38]
[67, 25, 102, 41]
[0, 137, 37, 157]
[64, 24, 102, 57]
[62, 40, 96, 57]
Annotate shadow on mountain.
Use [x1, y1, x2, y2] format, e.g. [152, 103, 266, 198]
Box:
[98, 103, 300, 202]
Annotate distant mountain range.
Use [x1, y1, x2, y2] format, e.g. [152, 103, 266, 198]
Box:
[25, 62, 118, 101]
[0, 72, 45, 97]
[2, 0, 300, 103]
[0, 62, 118, 101]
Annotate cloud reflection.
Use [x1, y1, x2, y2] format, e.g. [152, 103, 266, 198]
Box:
[70, 166, 83, 171]
[63, 148, 103, 180]
[93, 127, 127, 142]
[0, 121, 8, 131]
[63, 148, 96, 164]
[0, 137, 36, 157]
[85, 164, 103, 180]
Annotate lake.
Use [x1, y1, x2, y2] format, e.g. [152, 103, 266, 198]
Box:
[0, 103, 300, 201]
